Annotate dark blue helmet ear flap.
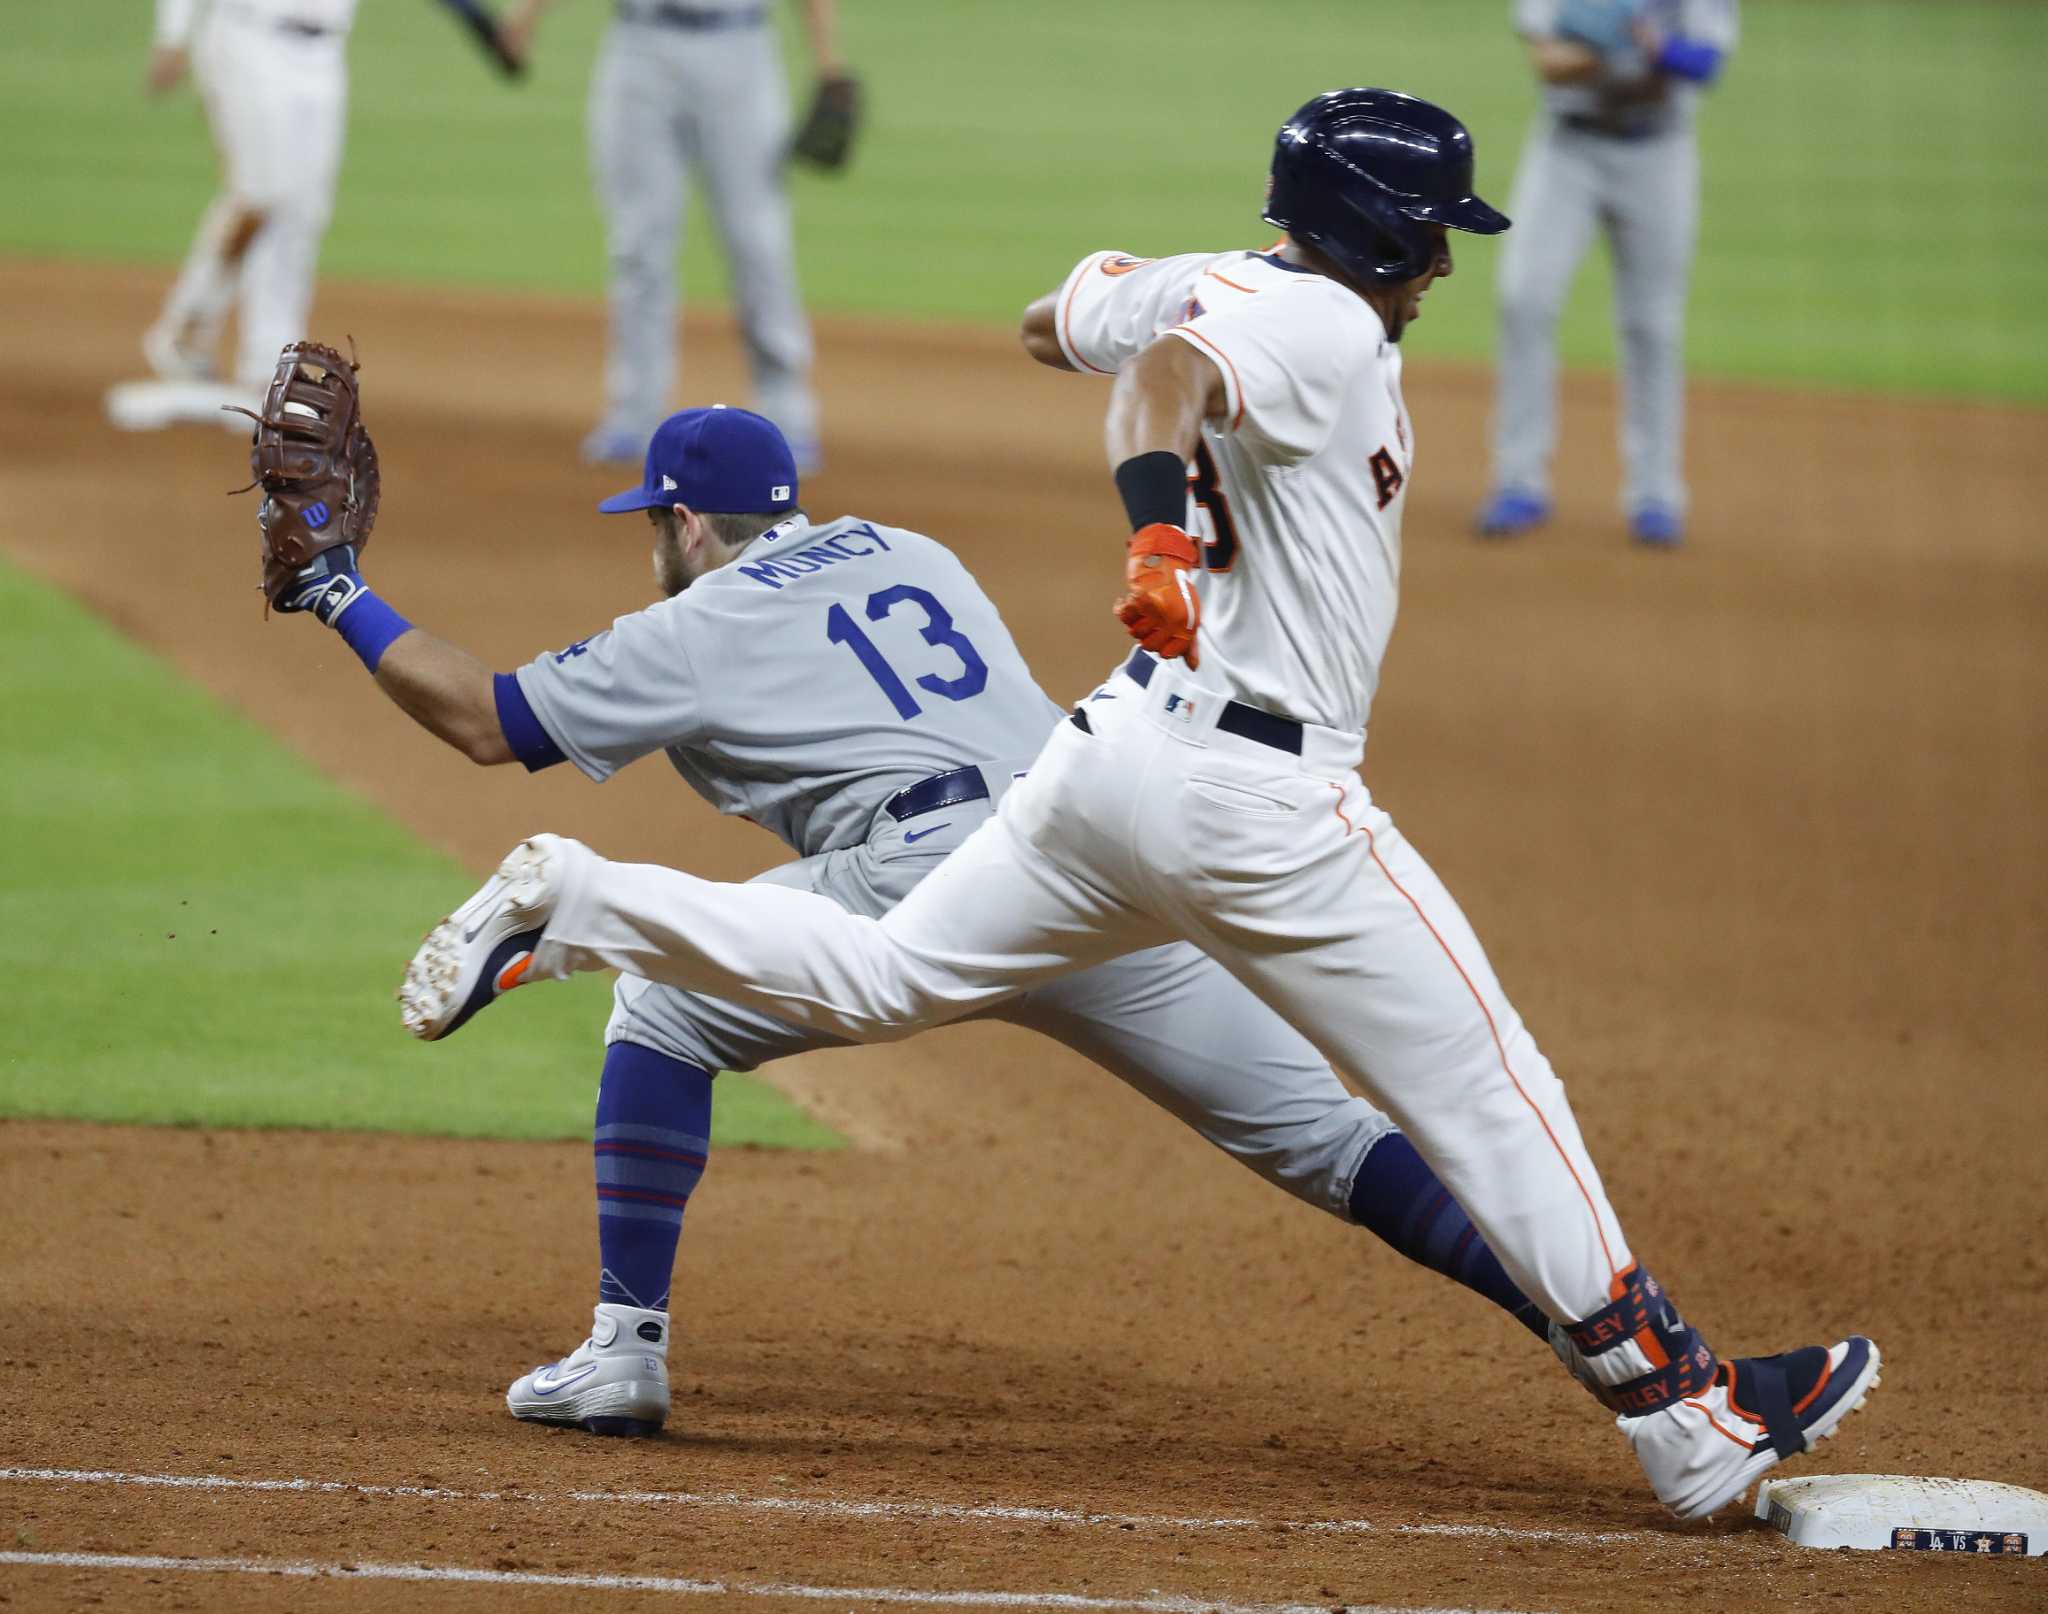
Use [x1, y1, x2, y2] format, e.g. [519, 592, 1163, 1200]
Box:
[1263, 88, 1509, 286]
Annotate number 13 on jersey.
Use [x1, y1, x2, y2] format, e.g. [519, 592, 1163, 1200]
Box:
[826, 585, 989, 721]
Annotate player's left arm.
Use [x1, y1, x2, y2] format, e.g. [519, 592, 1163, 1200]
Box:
[368, 630, 516, 766]
[1098, 337, 1228, 667]
[1105, 335, 1226, 468]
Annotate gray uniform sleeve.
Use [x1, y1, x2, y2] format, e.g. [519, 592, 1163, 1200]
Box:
[513, 601, 704, 783]
[1514, 0, 1559, 35]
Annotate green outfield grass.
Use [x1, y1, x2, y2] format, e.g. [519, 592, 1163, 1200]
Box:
[0, 557, 838, 1147]
[0, 0, 2041, 401]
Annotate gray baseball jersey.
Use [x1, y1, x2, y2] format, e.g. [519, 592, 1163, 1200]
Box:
[507, 513, 1395, 1221]
[515, 515, 1064, 856]
[1515, 0, 1739, 138]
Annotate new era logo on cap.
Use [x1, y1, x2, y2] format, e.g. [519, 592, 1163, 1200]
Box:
[596, 406, 800, 518]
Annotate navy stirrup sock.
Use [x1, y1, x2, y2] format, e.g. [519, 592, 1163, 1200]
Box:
[1348, 1133, 1547, 1338]
[593, 1041, 712, 1312]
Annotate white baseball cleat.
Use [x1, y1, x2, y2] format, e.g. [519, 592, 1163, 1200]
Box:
[1624, 1336, 1881, 1520]
[506, 1304, 671, 1437]
[104, 378, 260, 433]
[398, 837, 562, 1040]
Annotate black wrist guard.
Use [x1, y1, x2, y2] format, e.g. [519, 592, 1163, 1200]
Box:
[1113, 451, 1188, 533]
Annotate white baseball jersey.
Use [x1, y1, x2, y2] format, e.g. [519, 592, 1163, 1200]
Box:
[1055, 248, 1411, 737]
[155, 0, 360, 48]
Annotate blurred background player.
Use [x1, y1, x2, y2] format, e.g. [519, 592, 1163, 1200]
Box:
[112, 0, 359, 430]
[1475, 0, 1738, 547]
[504, 0, 851, 471]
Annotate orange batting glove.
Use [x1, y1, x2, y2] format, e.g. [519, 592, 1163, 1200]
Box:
[1114, 523, 1202, 669]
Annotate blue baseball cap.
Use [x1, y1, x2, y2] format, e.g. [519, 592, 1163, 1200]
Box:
[597, 406, 799, 515]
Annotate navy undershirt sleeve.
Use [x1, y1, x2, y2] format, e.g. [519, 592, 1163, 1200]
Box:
[493, 672, 568, 773]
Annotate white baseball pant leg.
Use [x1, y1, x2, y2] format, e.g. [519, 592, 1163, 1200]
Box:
[159, 12, 259, 357]
[198, 14, 347, 387]
[532, 668, 1633, 1325]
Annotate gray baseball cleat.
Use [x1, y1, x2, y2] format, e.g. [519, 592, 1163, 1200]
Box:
[507, 1304, 672, 1437]
[399, 837, 563, 1040]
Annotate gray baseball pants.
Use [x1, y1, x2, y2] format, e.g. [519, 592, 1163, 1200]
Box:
[589, 17, 818, 448]
[1490, 118, 1699, 515]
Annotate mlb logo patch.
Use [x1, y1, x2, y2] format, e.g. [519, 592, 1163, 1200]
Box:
[1163, 693, 1198, 725]
[771, 484, 791, 502]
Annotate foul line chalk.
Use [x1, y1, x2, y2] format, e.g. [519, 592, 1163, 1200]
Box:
[0, 1550, 1524, 1614]
[0, 1465, 1646, 1548]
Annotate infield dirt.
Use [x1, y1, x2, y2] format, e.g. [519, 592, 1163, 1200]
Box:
[2, 259, 2043, 1612]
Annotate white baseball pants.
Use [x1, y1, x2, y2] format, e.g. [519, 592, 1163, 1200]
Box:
[533, 656, 1635, 1325]
[186, 6, 347, 385]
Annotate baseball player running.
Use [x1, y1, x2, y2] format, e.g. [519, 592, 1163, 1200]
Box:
[126, 0, 358, 413]
[257, 397, 1553, 1435]
[1476, 0, 1739, 546]
[402, 92, 1880, 1518]
[502, 0, 849, 469]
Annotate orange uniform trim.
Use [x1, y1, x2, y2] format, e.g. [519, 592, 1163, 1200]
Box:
[1361, 823, 1625, 1285]
[1792, 1355, 1835, 1415]
[1328, 781, 1356, 837]
[1169, 326, 1245, 433]
[1685, 1394, 1760, 1450]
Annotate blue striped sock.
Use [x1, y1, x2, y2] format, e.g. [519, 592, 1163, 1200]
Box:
[1348, 1132, 1548, 1338]
[593, 1040, 712, 1313]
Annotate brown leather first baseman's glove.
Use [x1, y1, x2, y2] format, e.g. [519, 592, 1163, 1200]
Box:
[1114, 523, 1202, 669]
[230, 341, 381, 613]
[789, 73, 862, 171]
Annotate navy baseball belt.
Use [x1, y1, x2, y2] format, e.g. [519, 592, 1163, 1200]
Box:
[884, 765, 989, 823]
[1111, 649, 1305, 755]
[616, 2, 768, 30]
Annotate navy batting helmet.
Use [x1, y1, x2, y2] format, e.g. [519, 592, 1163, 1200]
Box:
[1263, 88, 1509, 286]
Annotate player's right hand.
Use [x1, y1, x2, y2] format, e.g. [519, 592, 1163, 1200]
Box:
[1114, 523, 1201, 669]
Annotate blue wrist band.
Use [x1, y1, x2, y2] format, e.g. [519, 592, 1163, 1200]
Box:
[329, 585, 413, 672]
[493, 673, 568, 773]
[1656, 36, 1722, 83]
